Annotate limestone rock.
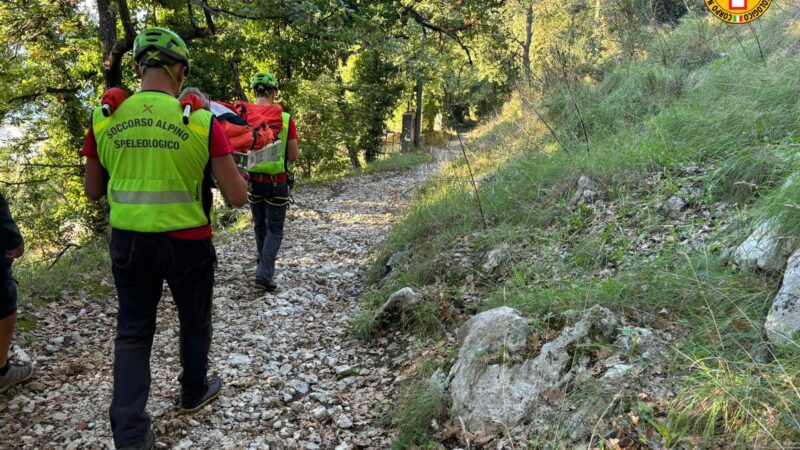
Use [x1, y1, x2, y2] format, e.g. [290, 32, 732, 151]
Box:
[766, 249, 800, 344]
[374, 287, 420, 324]
[336, 414, 353, 429]
[615, 327, 663, 359]
[665, 195, 687, 216]
[482, 246, 509, 273]
[602, 364, 634, 380]
[446, 305, 617, 433]
[572, 176, 602, 204]
[734, 221, 796, 273]
[478, 174, 496, 186]
[385, 251, 410, 275]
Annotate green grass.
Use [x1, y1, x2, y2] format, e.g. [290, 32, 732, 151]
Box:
[392, 366, 448, 449]
[12, 241, 112, 333]
[368, 9, 800, 448]
[14, 241, 112, 306]
[360, 151, 433, 175]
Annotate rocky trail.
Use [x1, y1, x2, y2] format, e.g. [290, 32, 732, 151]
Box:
[0, 162, 441, 449]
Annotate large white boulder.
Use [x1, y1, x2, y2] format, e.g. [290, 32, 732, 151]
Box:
[766, 249, 800, 345]
[446, 305, 617, 433]
[733, 221, 796, 273]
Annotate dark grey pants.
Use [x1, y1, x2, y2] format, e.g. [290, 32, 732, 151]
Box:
[250, 180, 289, 281]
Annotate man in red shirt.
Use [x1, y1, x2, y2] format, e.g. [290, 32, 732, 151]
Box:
[248, 72, 299, 292]
[83, 28, 246, 450]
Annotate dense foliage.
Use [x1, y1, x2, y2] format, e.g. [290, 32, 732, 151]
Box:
[0, 0, 701, 256]
[0, 0, 514, 256]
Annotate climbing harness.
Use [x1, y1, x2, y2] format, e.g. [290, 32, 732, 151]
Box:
[248, 191, 290, 207]
[247, 172, 293, 207]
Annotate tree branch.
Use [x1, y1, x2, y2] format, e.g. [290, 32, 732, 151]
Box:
[20, 162, 84, 169]
[115, 0, 136, 52]
[0, 178, 50, 186]
[400, 5, 475, 64]
[200, 0, 217, 34]
[9, 86, 80, 104]
[204, 4, 290, 21]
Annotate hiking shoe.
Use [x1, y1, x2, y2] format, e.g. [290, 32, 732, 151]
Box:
[180, 375, 221, 414]
[255, 277, 277, 292]
[118, 428, 155, 450]
[0, 363, 33, 394]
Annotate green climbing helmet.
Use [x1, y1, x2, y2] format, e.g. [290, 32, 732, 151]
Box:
[251, 72, 279, 90]
[133, 27, 190, 69]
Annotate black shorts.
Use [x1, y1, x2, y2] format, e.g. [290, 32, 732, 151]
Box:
[0, 262, 17, 320]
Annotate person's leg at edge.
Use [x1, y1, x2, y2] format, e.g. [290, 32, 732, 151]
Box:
[0, 262, 16, 368]
[108, 232, 164, 448]
[165, 238, 216, 406]
[0, 261, 30, 387]
[0, 312, 15, 368]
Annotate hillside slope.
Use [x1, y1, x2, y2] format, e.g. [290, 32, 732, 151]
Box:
[362, 8, 800, 449]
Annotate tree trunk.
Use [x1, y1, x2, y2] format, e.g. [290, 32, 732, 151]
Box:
[523, 4, 534, 83]
[335, 62, 360, 168]
[97, 0, 120, 89]
[413, 78, 423, 148]
[229, 56, 248, 101]
[97, 0, 135, 90]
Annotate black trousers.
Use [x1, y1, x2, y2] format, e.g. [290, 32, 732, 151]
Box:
[0, 260, 16, 320]
[108, 229, 216, 448]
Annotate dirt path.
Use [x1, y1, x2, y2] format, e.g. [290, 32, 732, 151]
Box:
[0, 164, 436, 449]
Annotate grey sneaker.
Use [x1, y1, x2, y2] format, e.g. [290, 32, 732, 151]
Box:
[0, 363, 33, 394]
[180, 375, 222, 414]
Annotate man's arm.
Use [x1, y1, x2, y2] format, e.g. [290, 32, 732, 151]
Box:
[85, 158, 107, 201]
[286, 117, 299, 163]
[82, 127, 107, 201]
[0, 193, 24, 259]
[287, 140, 299, 163]
[211, 155, 247, 207]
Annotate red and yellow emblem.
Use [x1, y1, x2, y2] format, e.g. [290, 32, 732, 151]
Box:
[705, 0, 772, 24]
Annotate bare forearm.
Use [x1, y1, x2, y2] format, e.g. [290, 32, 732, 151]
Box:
[84, 158, 106, 201]
[287, 140, 299, 163]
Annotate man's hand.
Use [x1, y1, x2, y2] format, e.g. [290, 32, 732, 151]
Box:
[6, 242, 24, 260]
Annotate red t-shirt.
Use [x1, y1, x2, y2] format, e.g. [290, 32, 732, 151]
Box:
[83, 116, 234, 240]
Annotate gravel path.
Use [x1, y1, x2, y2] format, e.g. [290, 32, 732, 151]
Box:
[0, 165, 434, 450]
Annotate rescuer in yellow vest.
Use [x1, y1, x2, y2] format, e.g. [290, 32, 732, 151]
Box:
[83, 28, 247, 450]
[247, 72, 300, 292]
